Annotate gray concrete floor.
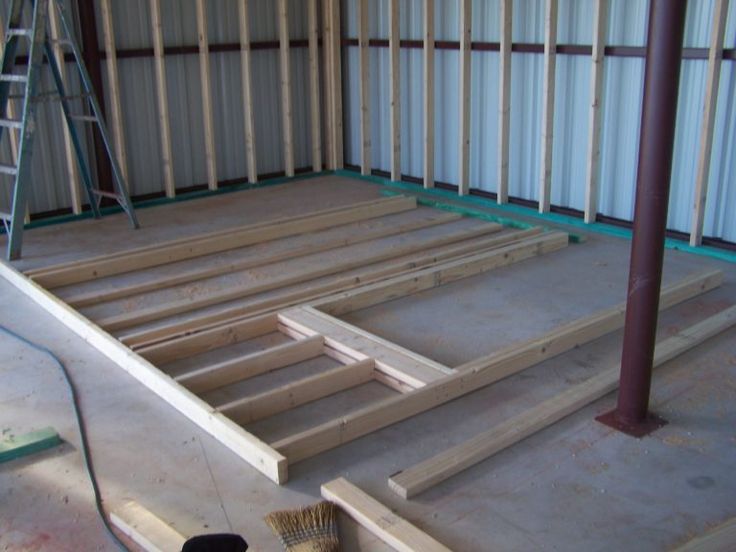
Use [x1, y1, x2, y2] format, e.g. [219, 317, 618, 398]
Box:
[1, 175, 735, 551]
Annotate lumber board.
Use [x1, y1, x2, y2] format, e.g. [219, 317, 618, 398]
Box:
[497, 0, 512, 204]
[139, 313, 278, 366]
[583, 0, 608, 223]
[538, 0, 558, 213]
[690, 0, 728, 246]
[458, 0, 471, 195]
[279, 307, 452, 388]
[110, 500, 187, 552]
[124, 228, 543, 350]
[0, 260, 288, 483]
[196, 0, 218, 190]
[218, 358, 376, 424]
[238, 0, 258, 183]
[322, 0, 333, 169]
[95, 221, 504, 332]
[389, 0, 401, 181]
[329, 0, 343, 169]
[307, 0, 322, 172]
[63, 211, 461, 308]
[150, 0, 176, 198]
[321, 478, 451, 552]
[176, 335, 325, 395]
[674, 517, 736, 552]
[423, 0, 435, 189]
[48, 4, 83, 212]
[316, 231, 569, 316]
[389, 304, 736, 498]
[28, 196, 417, 288]
[271, 270, 722, 463]
[277, 0, 294, 177]
[358, 0, 371, 175]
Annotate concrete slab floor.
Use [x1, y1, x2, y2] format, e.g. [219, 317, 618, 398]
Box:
[1, 175, 735, 551]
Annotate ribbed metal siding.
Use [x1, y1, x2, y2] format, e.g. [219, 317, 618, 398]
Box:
[342, 0, 736, 243]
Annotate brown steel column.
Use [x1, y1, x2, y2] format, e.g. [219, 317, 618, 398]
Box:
[77, 0, 114, 195]
[596, 0, 687, 437]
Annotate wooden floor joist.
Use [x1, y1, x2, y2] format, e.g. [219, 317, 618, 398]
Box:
[63, 210, 462, 308]
[27, 196, 417, 288]
[321, 478, 451, 552]
[122, 227, 544, 350]
[93, 222, 504, 332]
[110, 500, 187, 552]
[270, 270, 722, 464]
[389, 304, 736, 498]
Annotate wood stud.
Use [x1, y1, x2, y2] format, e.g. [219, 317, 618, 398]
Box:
[389, 0, 401, 181]
[196, 0, 218, 190]
[497, 0, 512, 204]
[458, 0, 471, 195]
[238, 0, 258, 183]
[277, 0, 294, 177]
[424, 0, 435, 189]
[307, 0, 322, 173]
[539, 0, 558, 213]
[358, 0, 371, 175]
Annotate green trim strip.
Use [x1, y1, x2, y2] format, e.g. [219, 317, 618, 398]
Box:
[0, 427, 62, 463]
[335, 169, 736, 264]
[5, 171, 331, 234]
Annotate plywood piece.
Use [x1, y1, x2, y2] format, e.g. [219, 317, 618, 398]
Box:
[176, 335, 325, 395]
[196, 0, 218, 190]
[272, 270, 721, 464]
[279, 306, 452, 389]
[29, 196, 417, 288]
[110, 500, 187, 552]
[389, 304, 736, 498]
[238, 0, 258, 183]
[538, 0, 558, 213]
[321, 478, 452, 552]
[218, 358, 375, 424]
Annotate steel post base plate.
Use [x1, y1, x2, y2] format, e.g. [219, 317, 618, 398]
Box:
[595, 409, 668, 438]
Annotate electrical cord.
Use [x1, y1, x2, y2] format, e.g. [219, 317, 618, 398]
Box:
[0, 324, 129, 551]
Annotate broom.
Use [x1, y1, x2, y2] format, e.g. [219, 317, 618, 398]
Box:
[265, 501, 340, 552]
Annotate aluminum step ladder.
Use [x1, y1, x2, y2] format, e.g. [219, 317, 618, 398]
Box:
[0, 0, 138, 260]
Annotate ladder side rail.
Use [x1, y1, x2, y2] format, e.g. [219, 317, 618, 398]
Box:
[0, 0, 26, 143]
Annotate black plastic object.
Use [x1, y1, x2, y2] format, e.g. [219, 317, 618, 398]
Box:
[181, 533, 248, 552]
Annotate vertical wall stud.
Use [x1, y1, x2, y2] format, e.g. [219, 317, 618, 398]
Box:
[584, 0, 608, 223]
[196, 0, 218, 190]
[329, 0, 344, 169]
[389, 0, 401, 181]
[308, 0, 322, 173]
[150, 0, 176, 198]
[539, 0, 557, 213]
[322, 0, 334, 169]
[48, 4, 83, 213]
[458, 0, 471, 195]
[424, 0, 434, 189]
[690, 0, 728, 246]
[99, 0, 129, 186]
[497, 0, 512, 204]
[358, 0, 371, 175]
[238, 0, 258, 183]
[277, 0, 294, 177]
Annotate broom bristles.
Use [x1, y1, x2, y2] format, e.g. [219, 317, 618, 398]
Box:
[265, 501, 339, 552]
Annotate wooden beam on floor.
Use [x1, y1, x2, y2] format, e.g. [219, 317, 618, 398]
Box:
[321, 478, 451, 552]
[497, 0, 512, 205]
[110, 500, 187, 552]
[28, 196, 417, 288]
[307, 0, 322, 173]
[94, 221, 504, 332]
[279, 306, 452, 389]
[0, 260, 288, 483]
[270, 270, 722, 464]
[175, 335, 325, 395]
[458, 0, 471, 195]
[238, 0, 258, 183]
[149, 0, 176, 198]
[196, 0, 218, 190]
[538, 0, 558, 213]
[423, 0, 434, 189]
[389, 304, 736, 498]
[690, 0, 728, 247]
[277, 0, 294, 177]
[124, 228, 541, 351]
[218, 358, 375, 424]
[389, 0, 401, 181]
[584, 0, 608, 223]
[63, 210, 461, 308]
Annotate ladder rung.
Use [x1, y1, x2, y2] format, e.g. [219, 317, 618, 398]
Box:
[0, 210, 12, 221]
[69, 114, 97, 123]
[0, 118, 23, 129]
[92, 190, 120, 200]
[0, 74, 28, 83]
[47, 38, 72, 47]
[0, 164, 18, 175]
[6, 28, 32, 38]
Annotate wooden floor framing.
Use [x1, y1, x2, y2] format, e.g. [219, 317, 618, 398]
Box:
[1, 195, 728, 487]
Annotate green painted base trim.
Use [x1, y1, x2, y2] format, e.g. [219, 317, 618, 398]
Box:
[3, 171, 331, 234]
[0, 427, 62, 463]
[335, 170, 736, 264]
